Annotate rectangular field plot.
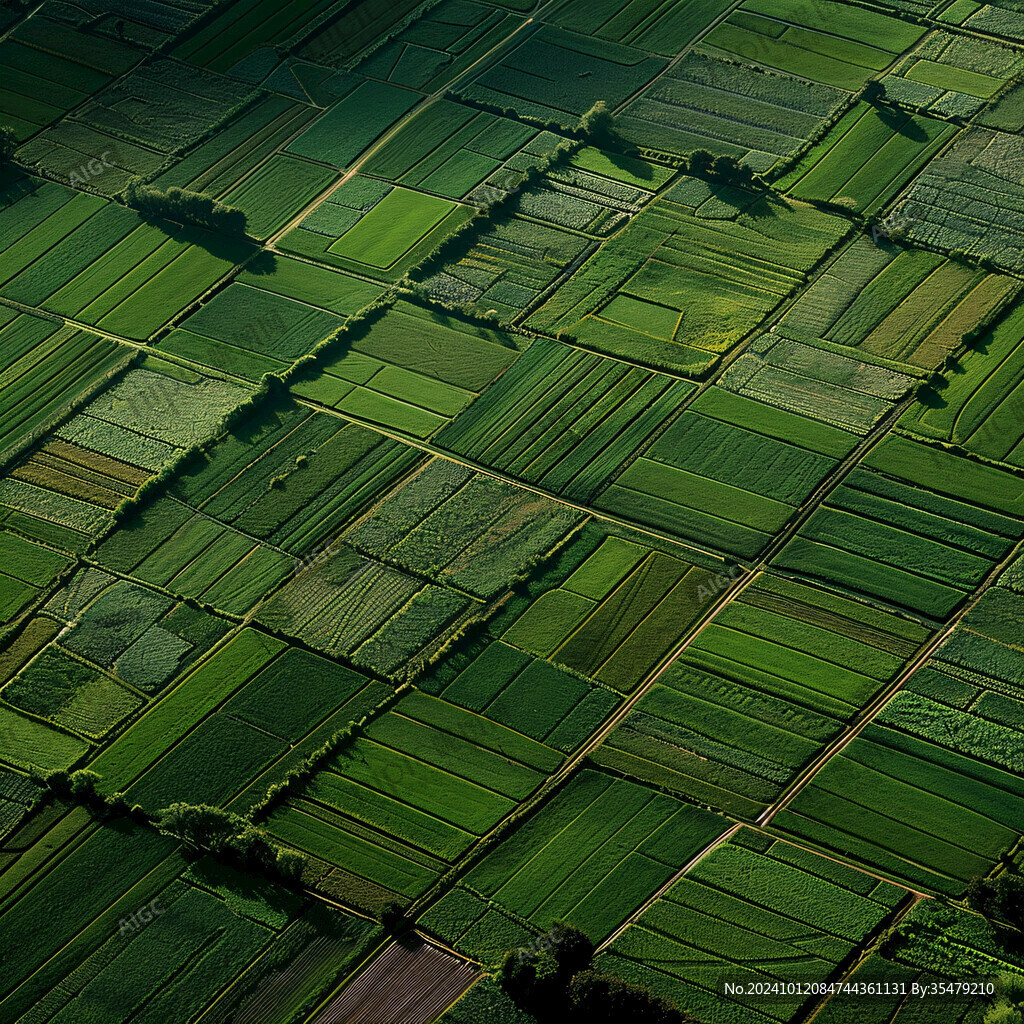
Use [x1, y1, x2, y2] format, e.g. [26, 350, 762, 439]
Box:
[529, 187, 849, 376]
[0, 18, 140, 142]
[778, 102, 955, 215]
[773, 434, 1024, 619]
[546, 0, 734, 55]
[359, 98, 536, 200]
[0, 812, 373, 1024]
[0, 179, 253, 341]
[893, 128, 1024, 274]
[357, 0, 520, 92]
[264, 691, 564, 912]
[619, 51, 846, 171]
[718, 332, 917, 435]
[422, 770, 726, 960]
[773, 583, 1024, 896]
[342, 457, 585, 600]
[171, 0, 340, 72]
[457, 25, 666, 130]
[0, 310, 130, 464]
[418, 212, 594, 322]
[596, 388, 856, 558]
[499, 533, 720, 692]
[435, 335, 693, 502]
[883, 30, 1024, 119]
[778, 234, 1021, 369]
[170, 398, 421, 557]
[292, 301, 521, 438]
[703, 0, 925, 90]
[599, 832, 907, 1024]
[161, 256, 386, 379]
[422, 638, 619, 752]
[595, 573, 929, 817]
[280, 175, 474, 281]
[900, 299, 1024, 470]
[286, 80, 422, 170]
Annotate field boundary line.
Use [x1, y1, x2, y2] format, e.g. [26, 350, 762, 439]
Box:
[758, 534, 1024, 829]
[402, 569, 760, 923]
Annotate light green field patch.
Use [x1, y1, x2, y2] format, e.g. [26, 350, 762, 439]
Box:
[328, 188, 456, 269]
[905, 59, 1002, 98]
[503, 589, 597, 657]
[598, 294, 680, 341]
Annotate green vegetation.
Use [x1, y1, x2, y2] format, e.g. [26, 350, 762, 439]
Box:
[2, 4, 1022, 1023]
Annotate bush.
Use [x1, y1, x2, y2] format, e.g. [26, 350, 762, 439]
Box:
[123, 180, 248, 236]
[0, 125, 17, 163]
[156, 802, 308, 884]
[567, 971, 693, 1024]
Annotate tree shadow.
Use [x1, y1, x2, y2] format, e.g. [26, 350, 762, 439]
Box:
[877, 104, 928, 142]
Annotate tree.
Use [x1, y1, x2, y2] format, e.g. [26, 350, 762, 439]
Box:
[863, 79, 886, 105]
[578, 100, 617, 143]
[567, 971, 694, 1024]
[687, 149, 715, 178]
[0, 125, 17, 164]
[158, 803, 239, 852]
[123, 181, 248, 236]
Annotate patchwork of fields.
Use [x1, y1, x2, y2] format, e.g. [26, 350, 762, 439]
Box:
[1, 1, 1023, 1023]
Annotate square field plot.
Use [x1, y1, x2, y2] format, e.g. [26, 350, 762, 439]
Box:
[773, 434, 1024, 619]
[161, 257, 386, 380]
[595, 573, 930, 817]
[280, 176, 474, 281]
[599, 831, 908, 1024]
[422, 769, 727, 962]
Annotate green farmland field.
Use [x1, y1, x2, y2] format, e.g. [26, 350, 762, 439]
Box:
[2, 4, 1023, 1024]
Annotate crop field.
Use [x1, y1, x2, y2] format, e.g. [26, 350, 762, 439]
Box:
[4, 2, 1024, 1023]
[281, 174, 475, 281]
[883, 30, 1024, 118]
[0, 180, 253, 341]
[358, 0, 521, 93]
[495, 530, 722, 692]
[772, 569, 1024, 896]
[596, 573, 929, 817]
[595, 387, 857, 557]
[777, 102, 956, 214]
[457, 26, 667, 130]
[774, 434, 1024, 619]
[599, 831, 907, 1024]
[703, 0, 925, 90]
[0, 16, 140, 142]
[619, 52, 847, 170]
[718, 332, 917, 434]
[423, 769, 727, 958]
[778, 234, 1022, 368]
[899, 300, 1024, 469]
[893, 127, 1024, 272]
[529, 186, 850, 376]
[292, 300, 523, 437]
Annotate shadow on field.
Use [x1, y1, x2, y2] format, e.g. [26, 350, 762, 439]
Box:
[878, 104, 929, 142]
